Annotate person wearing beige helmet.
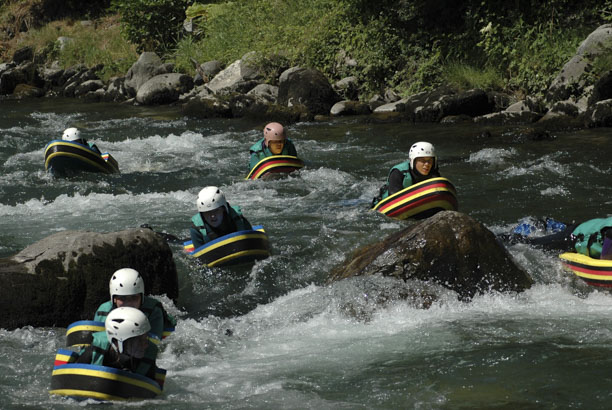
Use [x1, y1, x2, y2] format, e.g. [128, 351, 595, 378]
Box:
[248, 122, 298, 171]
[372, 141, 441, 206]
[189, 186, 252, 248]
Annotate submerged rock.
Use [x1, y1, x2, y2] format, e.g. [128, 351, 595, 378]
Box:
[0, 228, 178, 329]
[329, 211, 533, 300]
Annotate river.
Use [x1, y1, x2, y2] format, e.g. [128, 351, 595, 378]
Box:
[1, 98, 611, 409]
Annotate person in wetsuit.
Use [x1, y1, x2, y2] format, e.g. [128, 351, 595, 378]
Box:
[76, 307, 159, 380]
[372, 141, 441, 206]
[94, 268, 176, 343]
[189, 186, 252, 249]
[248, 122, 298, 171]
[62, 127, 102, 155]
[505, 217, 612, 260]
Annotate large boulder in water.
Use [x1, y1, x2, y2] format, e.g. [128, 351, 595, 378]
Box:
[277, 67, 340, 115]
[329, 211, 533, 300]
[0, 228, 178, 329]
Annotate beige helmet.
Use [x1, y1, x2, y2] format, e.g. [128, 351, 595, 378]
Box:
[263, 122, 286, 144]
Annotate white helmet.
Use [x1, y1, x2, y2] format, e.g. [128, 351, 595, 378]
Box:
[408, 141, 436, 169]
[105, 307, 151, 353]
[62, 127, 81, 141]
[197, 186, 228, 213]
[109, 268, 145, 302]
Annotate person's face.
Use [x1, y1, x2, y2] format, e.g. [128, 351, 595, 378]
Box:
[114, 294, 142, 308]
[123, 333, 148, 358]
[267, 138, 285, 155]
[203, 207, 224, 228]
[414, 157, 434, 175]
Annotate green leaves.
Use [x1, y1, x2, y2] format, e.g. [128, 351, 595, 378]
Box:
[111, 0, 192, 53]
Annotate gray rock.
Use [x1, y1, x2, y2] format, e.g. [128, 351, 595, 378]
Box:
[334, 76, 359, 100]
[330, 100, 372, 116]
[207, 52, 262, 95]
[0, 68, 26, 94]
[547, 24, 612, 101]
[277, 67, 340, 115]
[0, 228, 178, 329]
[474, 111, 542, 125]
[201, 60, 223, 77]
[247, 83, 278, 103]
[75, 79, 105, 97]
[104, 76, 128, 102]
[587, 98, 612, 127]
[374, 99, 408, 113]
[125, 52, 163, 97]
[12, 83, 44, 98]
[136, 73, 194, 105]
[329, 211, 533, 300]
[384, 89, 401, 102]
[13, 47, 33, 64]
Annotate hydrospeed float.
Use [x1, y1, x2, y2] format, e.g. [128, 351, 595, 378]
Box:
[44, 140, 119, 175]
[372, 177, 458, 220]
[65, 320, 175, 348]
[246, 155, 304, 180]
[49, 349, 166, 401]
[559, 252, 612, 287]
[183, 225, 270, 267]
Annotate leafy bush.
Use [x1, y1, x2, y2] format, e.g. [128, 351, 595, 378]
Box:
[111, 0, 191, 53]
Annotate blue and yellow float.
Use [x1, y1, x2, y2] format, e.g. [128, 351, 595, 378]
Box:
[49, 349, 166, 401]
[65, 320, 174, 348]
[44, 140, 119, 175]
[184, 225, 271, 267]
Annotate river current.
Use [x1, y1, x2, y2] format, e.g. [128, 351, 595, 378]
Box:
[0, 98, 611, 409]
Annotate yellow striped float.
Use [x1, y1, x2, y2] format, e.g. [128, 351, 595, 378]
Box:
[246, 155, 304, 180]
[559, 252, 612, 287]
[372, 177, 458, 220]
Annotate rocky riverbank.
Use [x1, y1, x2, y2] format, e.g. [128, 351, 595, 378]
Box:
[2, 24, 612, 128]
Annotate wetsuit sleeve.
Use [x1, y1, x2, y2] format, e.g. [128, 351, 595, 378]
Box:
[249, 152, 263, 170]
[190, 226, 206, 249]
[147, 305, 164, 341]
[88, 143, 102, 155]
[236, 215, 252, 231]
[387, 169, 404, 196]
[287, 141, 298, 157]
[76, 346, 95, 364]
[602, 229, 612, 260]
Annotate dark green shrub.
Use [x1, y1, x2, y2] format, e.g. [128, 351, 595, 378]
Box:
[111, 0, 192, 53]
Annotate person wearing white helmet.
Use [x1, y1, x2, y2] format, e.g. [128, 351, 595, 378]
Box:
[61, 127, 102, 155]
[248, 122, 298, 171]
[76, 307, 159, 379]
[372, 141, 441, 206]
[94, 268, 176, 343]
[189, 186, 252, 249]
[504, 216, 612, 260]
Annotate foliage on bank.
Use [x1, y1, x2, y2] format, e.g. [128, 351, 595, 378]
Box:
[2, 0, 612, 98]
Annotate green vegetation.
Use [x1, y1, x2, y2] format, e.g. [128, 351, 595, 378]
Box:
[1, 16, 138, 81]
[110, 0, 191, 53]
[2, 0, 612, 98]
